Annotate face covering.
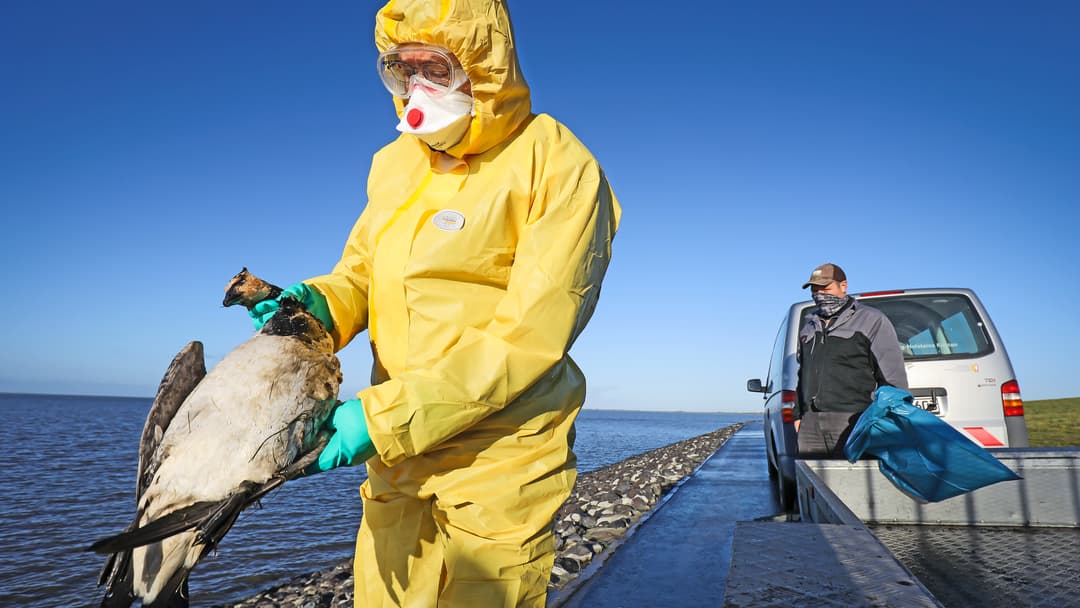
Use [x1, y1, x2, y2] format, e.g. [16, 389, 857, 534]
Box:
[396, 77, 474, 151]
[813, 292, 849, 318]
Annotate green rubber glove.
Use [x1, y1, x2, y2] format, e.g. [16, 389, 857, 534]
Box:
[309, 399, 376, 474]
[250, 283, 333, 332]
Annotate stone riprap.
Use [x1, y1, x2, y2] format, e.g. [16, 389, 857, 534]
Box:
[221, 423, 745, 608]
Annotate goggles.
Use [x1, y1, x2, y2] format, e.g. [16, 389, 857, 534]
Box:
[377, 45, 468, 98]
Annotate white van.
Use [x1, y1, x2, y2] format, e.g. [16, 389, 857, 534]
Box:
[747, 288, 1029, 510]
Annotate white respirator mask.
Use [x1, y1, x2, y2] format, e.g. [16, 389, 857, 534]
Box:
[396, 77, 474, 151]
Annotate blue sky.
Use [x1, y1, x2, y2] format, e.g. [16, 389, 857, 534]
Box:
[2, 1, 1078, 411]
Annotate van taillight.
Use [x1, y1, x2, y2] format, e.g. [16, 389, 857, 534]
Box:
[1001, 380, 1024, 417]
[781, 390, 797, 423]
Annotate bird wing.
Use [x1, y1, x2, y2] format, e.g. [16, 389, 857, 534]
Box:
[96, 341, 206, 606]
[138, 341, 206, 498]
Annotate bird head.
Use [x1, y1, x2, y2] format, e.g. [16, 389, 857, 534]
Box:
[222, 268, 283, 309]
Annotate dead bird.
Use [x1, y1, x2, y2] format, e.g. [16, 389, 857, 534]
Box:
[90, 268, 342, 608]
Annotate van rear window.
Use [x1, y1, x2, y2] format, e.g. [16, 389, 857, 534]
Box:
[859, 294, 994, 360]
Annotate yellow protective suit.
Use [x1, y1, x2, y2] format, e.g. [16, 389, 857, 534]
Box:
[304, 1, 621, 605]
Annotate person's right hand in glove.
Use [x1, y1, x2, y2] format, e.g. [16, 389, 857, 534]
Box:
[250, 283, 334, 332]
[307, 399, 376, 475]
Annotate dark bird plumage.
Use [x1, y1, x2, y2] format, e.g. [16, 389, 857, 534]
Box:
[91, 269, 341, 608]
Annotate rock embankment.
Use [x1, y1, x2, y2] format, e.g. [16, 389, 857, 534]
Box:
[223, 423, 745, 608]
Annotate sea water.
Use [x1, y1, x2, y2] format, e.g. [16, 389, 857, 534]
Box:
[0, 393, 751, 606]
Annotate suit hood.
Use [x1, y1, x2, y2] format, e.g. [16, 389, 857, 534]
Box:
[375, 0, 532, 158]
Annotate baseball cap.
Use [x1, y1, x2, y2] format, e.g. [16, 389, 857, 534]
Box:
[802, 263, 847, 289]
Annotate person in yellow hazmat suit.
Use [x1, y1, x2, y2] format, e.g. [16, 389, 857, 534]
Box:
[249, 0, 620, 605]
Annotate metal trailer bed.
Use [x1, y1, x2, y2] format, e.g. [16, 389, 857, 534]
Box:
[796, 449, 1080, 608]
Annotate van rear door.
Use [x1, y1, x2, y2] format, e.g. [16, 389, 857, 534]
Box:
[858, 290, 1025, 447]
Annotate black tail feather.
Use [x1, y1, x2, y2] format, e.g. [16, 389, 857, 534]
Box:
[97, 524, 131, 587]
[98, 548, 135, 608]
[88, 501, 218, 555]
[193, 486, 253, 549]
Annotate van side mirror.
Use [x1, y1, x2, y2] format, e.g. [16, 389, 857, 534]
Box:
[746, 378, 765, 393]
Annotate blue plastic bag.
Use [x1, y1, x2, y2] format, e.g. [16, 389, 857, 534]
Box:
[844, 386, 1021, 502]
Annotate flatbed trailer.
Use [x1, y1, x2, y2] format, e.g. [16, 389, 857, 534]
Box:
[548, 426, 1077, 607]
[796, 448, 1080, 607]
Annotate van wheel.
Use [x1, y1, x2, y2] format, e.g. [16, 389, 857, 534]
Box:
[778, 473, 796, 512]
[766, 436, 778, 478]
[769, 439, 796, 511]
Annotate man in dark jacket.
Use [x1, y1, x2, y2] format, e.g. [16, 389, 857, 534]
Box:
[795, 263, 908, 457]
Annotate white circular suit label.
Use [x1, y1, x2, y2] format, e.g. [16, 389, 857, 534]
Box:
[432, 209, 466, 231]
